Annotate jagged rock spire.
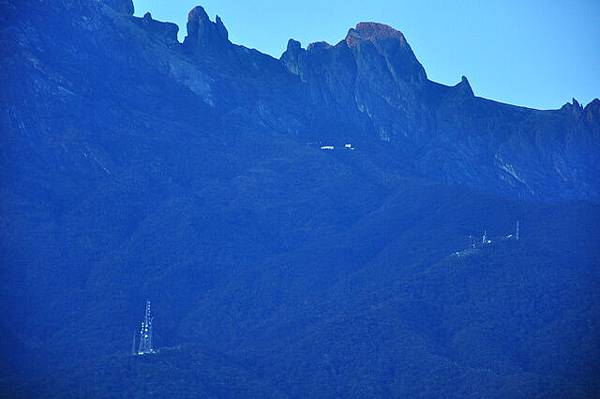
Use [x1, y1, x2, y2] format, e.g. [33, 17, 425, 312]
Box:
[184, 6, 230, 53]
[281, 39, 304, 76]
[286, 39, 302, 53]
[456, 76, 474, 97]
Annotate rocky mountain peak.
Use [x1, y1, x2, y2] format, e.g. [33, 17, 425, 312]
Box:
[345, 22, 427, 83]
[561, 97, 585, 116]
[586, 98, 600, 113]
[584, 98, 600, 133]
[280, 39, 305, 76]
[455, 75, 474, 97]
[286, 39, 302, 53]
[183, 6, 230, 53]
[345, 22, 408, 47]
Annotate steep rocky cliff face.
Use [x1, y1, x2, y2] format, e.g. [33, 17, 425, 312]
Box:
[1, 1, 599, 398]
[280, 22, 600, 199]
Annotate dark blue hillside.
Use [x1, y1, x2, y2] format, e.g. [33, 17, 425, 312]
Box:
[7, 189, 599, 398]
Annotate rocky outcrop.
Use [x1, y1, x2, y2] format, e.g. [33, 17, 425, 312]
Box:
[454, 76, 474, 97]
[133, 12, 179, 45]
[183, 6, 230, 54]
[345, 22, 427, 84]
[280, 23, 436, 142]
[584, 98, 600, 135]
[280, 39, 303, 76]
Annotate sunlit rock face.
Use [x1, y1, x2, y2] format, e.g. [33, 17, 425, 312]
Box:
[345, 22, 427, 84]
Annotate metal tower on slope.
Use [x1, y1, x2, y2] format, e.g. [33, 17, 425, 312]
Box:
[137, 300, 155, 355]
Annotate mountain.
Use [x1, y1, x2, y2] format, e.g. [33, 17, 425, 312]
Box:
[1, 0, 599, 398]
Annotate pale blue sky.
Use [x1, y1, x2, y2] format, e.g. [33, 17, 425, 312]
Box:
[133, 0, 599, 110]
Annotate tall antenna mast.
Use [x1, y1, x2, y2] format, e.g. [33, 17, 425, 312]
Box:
[137, 300, 155, 355]
[516, 221, 520, 241]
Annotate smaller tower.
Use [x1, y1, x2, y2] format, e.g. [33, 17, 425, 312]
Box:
[515, 221, 520, 241]
[482, 230, 488, 245]
[469, 234, 475, 249]
[137, 300, 155, 355]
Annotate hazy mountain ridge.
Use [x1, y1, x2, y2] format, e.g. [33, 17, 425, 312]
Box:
[5, 0, 597, 200]
[1, 0, 599, 398]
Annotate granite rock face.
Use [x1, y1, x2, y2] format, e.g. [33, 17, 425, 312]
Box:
[279, 22, 600, 199]
[183, 6, 230, 54]
[346, 22, 427, 84]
